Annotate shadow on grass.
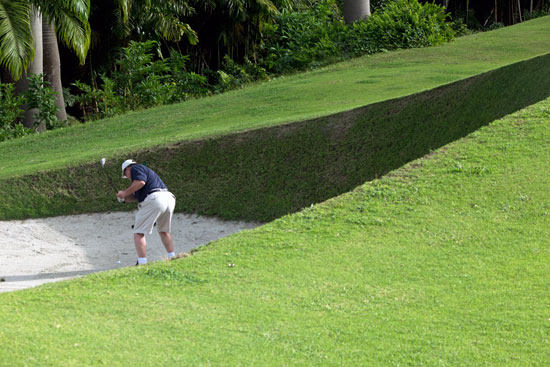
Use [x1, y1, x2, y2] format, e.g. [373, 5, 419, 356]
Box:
[154, 53, 550, 221]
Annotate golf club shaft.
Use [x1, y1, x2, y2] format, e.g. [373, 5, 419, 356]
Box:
[100, 163, 118, 195]
[104, 171, 118, 195]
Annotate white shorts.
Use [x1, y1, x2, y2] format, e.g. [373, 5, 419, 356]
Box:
[133, 191, 176, 235]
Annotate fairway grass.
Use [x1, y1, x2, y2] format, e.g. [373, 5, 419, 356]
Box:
[1, 91, 550, 365]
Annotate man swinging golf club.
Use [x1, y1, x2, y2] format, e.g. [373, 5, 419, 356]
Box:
[117, 159, 176, 265]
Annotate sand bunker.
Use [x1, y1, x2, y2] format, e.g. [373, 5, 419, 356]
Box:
[0, 211, 259, 293]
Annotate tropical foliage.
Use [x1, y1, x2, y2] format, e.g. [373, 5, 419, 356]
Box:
[36, 0, 90, 64]
[71, 41, 267, 120]
[113, 0, 198, 44]
[259, 0, 344, 73]
[0, 83, 29, 141]
[366, 0, 455, 49]
[0, 0, 34, 79]
[258, 0, 454, 73]
[23, 73, 64, 130]
[0, 0, 90, 79]
[0, 75, 63, 141]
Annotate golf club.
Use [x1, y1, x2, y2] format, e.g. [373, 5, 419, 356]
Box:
[100, 158, 124, 202]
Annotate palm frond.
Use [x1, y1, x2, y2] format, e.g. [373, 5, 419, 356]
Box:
[112, 5, 132, 39]
[37, 0, 91, 63]
[155, 15, 198, 44]
[169, 1, 196, 17]
[192, 0, 215, 11]
[52, 10, 90, 63]
[128, 0, 198, 44]
[115, 0, 130, 23]
[255, 0, 278, 14]
[0, 0, 33, 79]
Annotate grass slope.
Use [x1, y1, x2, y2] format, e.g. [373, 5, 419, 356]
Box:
[1, 91, 550, 366]
[2, 52, 550, 221]
[0, 16, 549, 179]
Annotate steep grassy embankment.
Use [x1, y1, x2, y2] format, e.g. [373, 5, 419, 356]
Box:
[2, 52, 550, 221]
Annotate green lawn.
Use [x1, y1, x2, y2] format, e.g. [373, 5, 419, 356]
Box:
[1, 89, 549, 366]
[0, 16, 549, 178]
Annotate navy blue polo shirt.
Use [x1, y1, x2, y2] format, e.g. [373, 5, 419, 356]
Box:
[129, 164, 167, 203]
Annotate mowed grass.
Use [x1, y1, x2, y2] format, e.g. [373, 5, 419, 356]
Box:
[1, 95, 550, 365]
[0, 16, 549, 178]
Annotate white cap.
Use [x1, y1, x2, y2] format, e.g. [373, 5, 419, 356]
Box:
[121, 159, 137, 178]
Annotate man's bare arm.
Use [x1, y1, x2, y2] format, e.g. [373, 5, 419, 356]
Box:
[117, 180, 145, 202]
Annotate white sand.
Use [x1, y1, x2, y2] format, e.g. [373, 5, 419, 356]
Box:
[0, 211, 260, 293]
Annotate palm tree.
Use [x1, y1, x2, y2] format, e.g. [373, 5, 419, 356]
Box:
[0, 0, 90, 127]
[114, 0, 199, 45]
[0, 0, 34, 79]
[43, 19, 66, 121]
[13, 6, 42, 127]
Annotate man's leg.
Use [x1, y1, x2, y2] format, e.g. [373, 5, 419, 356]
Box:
[157, 193, 176, 259]
[133, 198, 160, 264]
[134, 233, 147, 264]
[159, 231, 174, 255]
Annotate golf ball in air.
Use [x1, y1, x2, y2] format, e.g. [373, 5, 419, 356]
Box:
[116, 260, 121, 264]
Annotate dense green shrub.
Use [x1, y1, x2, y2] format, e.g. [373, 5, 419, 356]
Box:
[112, 40, 175, 109]
[0, 76, 63, 140]
[72, 42, 267, 121]
[449, 17, 473, 37]
[367, 0, 454, 49]
[72, 76, 123, 120]
[165, 50, 211, 99]
[339, 19, 379, 57]
[215, 56, 269, 92]
[260, 0, 455, 71]
[0, 83, 30, 142]
[72, 41, 224, 120]
[72, 45, 210, 121]
[259, 0, 344, 73]
[23, 74, 65, 130]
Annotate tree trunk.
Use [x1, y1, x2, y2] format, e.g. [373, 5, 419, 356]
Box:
[43, 19, 67, 122]
[466, 0, 469, 26]
[344, 0, 371, 24]
[15, 7, 43, 129]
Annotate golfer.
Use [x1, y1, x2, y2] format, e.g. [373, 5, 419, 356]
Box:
[117, 159, 176, 265]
